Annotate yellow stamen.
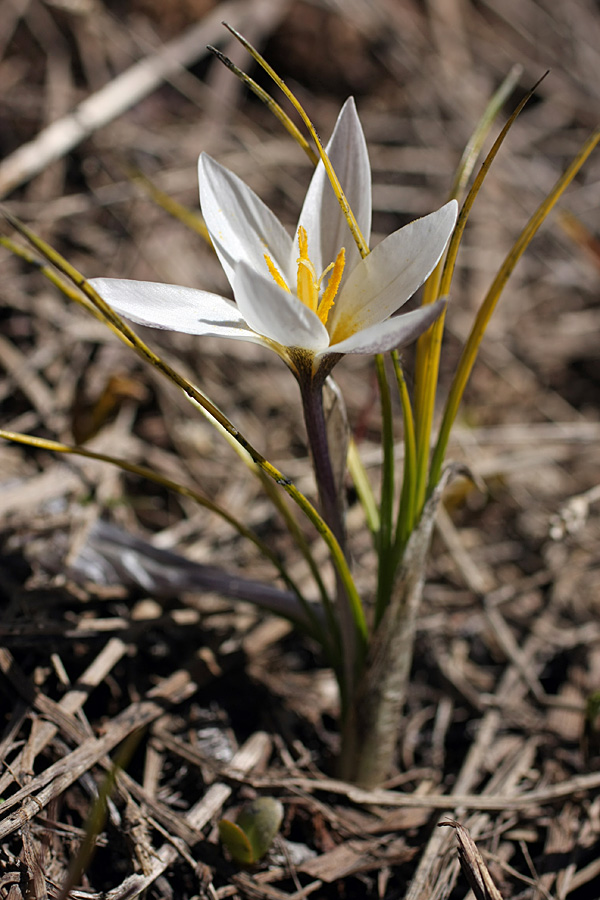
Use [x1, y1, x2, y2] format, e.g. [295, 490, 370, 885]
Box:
[297, 225, 309, 259]
[264, 253, 290, 292]
[296, 226, 319, 312]
[266, 228, 345, 329]
[317, 247, 345, 325]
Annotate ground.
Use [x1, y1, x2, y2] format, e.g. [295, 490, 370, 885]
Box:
[1, 0, 600, 898]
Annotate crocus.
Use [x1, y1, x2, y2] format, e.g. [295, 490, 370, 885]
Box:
[90, 99, 457, 382]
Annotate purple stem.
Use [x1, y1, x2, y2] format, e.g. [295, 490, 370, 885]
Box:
[300, 379, 356, 698]
[300, 381, 346, 551]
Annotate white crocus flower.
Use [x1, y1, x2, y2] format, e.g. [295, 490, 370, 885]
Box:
[90, 99, 457, 383]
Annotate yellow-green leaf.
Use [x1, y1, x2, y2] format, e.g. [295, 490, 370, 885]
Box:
[218, 819, 255, 865]
[219, 797, 284, 865]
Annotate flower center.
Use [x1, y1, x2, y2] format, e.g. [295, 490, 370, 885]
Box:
[264, 227, 345, 327]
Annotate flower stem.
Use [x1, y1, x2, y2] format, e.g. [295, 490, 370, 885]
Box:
[374, 354, 395, 627]
[300, 379, 362, 701]
[300, 381, 346, 551]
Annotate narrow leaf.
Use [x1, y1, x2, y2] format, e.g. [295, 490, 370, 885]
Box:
[413, 73, 549, 513]
[0, 428, 324, 638]
[223, 23, 369, 260]
[429, 126, 600, 491]
[208, 46, 318, 166]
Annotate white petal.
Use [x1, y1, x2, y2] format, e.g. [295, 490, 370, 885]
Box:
[232, 263, 330, 351]
[328, 200, 458, 341]
[295, 98, 371, 279]
[326, 299, 446, 356]
[88, 278, 260, 341]
[198, 154, 293, 288]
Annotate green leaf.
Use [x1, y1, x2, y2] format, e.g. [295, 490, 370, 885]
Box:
[219, 797, 284, 865]
[218, 819, 255, 865]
